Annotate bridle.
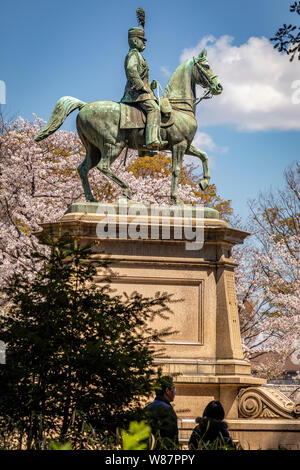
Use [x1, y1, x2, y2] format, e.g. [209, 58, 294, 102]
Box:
[166, 57, 220, 115]
[193, 57, 218, 105]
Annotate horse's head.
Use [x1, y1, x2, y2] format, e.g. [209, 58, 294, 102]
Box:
[193, 49, 223, 96]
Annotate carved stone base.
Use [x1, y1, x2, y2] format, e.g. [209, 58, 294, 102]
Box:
[173, 375, 265, 421]
[36, 203, 300, 449]
[36, 202, 253, 377]
[238, 386, 300, 420]
[179, 418, 300, 450]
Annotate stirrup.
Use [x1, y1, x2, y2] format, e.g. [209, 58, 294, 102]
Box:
[138, 149, 158, 158]
[144, 140, 168, 151]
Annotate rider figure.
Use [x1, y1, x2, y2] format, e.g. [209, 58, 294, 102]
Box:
[120, 26, 168, 150]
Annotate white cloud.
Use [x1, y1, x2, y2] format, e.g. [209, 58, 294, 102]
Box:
[160, 65, 171, 77]
[193, 131, 216, 150]
[180, 35, 300, 131]
[193, 131, 228, 154]
[183, 131, 227, 170]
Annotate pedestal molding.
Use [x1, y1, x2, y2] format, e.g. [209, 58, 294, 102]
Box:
[36, 204, 300, 448]
[238, 386, 300, 420]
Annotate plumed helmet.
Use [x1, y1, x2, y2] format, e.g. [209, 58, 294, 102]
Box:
[128, 27, 147, 42]
[128, 7, 147, 41]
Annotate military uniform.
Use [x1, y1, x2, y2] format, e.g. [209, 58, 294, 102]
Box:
[121, 48, 155, 103]
[121, 27, 166, 149]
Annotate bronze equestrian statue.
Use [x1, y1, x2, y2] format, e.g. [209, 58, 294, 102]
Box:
[34, 8, 223, 205]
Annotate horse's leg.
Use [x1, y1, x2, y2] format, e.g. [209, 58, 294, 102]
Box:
[185, 144, 210, 191]
[77, 143, 101, 202]
[171, 143, 186, 206]
[97, 143, 132, 199]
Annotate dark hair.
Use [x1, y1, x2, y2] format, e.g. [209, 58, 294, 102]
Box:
[155, 376, 174, 396]
[202, 400, 225, 421]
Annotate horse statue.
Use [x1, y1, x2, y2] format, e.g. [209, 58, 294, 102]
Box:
[34, 48, 223, 206]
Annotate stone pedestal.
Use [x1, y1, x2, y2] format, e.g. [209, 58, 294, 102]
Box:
[36, 202, 300, 449]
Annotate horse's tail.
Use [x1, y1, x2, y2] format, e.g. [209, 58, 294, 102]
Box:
[34, 96, 86, 142]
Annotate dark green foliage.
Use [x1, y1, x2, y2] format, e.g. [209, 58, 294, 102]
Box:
[271, 2, 300, 61]
[0, 236, 173, 449]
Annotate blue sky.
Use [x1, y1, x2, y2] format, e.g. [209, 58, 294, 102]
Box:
[1, 0, 299, 221]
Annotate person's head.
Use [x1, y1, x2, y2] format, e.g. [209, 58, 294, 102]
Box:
[128, 27, 146, 52]
[202, 400, 225, 421]
[155, 376, 176, 402]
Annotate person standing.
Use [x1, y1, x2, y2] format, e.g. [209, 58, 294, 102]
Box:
[188, 400, 235, 449]
[145, 376, 179, 449]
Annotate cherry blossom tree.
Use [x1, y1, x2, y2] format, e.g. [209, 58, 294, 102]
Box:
[0, 115, 229, 292]
[0, 115, 82, 290]
[2, 115, 297, 380]
[235, 236, 299, 378]
[234, 164, 300, 378]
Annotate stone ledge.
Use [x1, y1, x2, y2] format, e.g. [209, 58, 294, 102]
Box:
[227, 419, 300, 431]
[177, 418, 300, 431]
[36, 210, 250, 248]
[156, 358, 253, 376]
[65, 202, 220, 220]
[174, 375, 266, 386]
[58, 212, 228, 230]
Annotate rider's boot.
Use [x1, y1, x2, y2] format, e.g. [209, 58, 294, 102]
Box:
[144, 125, 168, 150]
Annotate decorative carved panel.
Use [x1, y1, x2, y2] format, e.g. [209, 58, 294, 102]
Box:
[238, 386, 300, 420]
[225, 272, 242, 348]
[110, 276, 204, 345]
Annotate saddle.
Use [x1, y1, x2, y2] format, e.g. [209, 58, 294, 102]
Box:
[119, 98, 174, 130]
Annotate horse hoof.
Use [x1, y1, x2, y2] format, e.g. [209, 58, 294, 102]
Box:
[122, 190, 132, 200]
[199, 179, 209, 191]
[172, 198, 184, 207]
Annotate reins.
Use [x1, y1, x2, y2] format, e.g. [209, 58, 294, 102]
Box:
[193, 57, 216, 105]
[165, 58, 217, 113]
